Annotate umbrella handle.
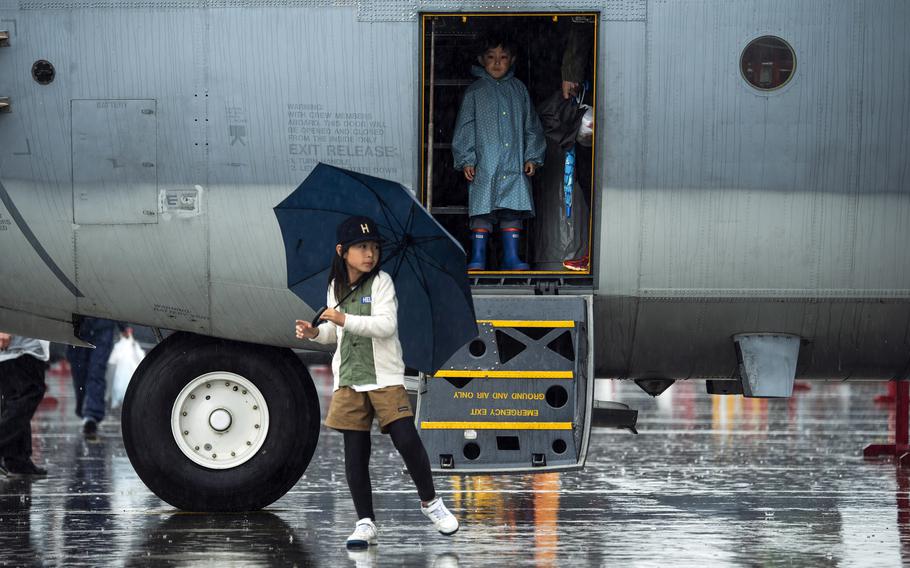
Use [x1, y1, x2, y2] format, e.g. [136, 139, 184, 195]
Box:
[311, 306, 327, 327]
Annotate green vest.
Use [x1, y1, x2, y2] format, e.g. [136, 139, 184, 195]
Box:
[338, 275, 377, 387]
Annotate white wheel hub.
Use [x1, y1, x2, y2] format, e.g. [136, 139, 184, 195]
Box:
[171, 372, 269, 469]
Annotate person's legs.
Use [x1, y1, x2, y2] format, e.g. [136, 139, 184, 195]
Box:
[67, 345, 90, 418]
[388, 420, 459, 535]
[372, 387, 458, 535]
[500, 219, 530, 271]
[81, 330, 114, 424]
[467, 215, 494, 271]
[342, 428, 380, 549]
[387, 417, 436, 502]
[0, 356, 47, 474]
[325, 388, 379, 548]
[342, 429, 375, 521]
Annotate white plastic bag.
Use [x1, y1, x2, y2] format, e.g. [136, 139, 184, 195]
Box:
[108, 336, 145, 408]
[575, 104, 594, 147]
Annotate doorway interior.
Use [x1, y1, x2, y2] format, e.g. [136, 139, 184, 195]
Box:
[420, 13, 599, 275]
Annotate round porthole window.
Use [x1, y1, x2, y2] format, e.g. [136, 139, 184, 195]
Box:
[32, 60, 55, 85]
[740, 36, 795, 91]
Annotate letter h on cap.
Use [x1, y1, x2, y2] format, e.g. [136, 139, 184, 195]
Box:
[360, 224, 370, 234]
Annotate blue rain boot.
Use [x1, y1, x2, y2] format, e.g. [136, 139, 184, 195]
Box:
[500, 228, 530, 271]
[466, 229, 489, 271]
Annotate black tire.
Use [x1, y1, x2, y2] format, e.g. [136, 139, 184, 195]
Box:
[122, 332, 320, 511]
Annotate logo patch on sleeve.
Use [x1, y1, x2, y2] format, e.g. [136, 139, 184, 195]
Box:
[361, 296, 372, 304]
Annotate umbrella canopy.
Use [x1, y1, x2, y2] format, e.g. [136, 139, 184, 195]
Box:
[274, 163, 478, 374]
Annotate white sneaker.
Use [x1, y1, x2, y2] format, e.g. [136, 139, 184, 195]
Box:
[421, 497, 459, 536]
[346, 518, 378, 549]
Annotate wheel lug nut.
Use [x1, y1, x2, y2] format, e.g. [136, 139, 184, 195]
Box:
[242, 390, 247, 395]
[233, 386, 238, 391]
[231, 452, 236, 457]
[183, 431, 189, 435]
[255, 424, 260, 429]
[246, 441, 251, 446]
[253, 405, 258, 410]
[182, 412, 187, 416]
[206, 383, 211, 388]
[190, 394, 195, 399]
[212, 454, 217, 458]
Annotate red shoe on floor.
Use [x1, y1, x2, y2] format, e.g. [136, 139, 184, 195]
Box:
[562, 256, 589, 272]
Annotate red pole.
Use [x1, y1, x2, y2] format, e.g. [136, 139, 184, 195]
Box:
[898, 381, 909, 449]
[865, 380, 910, 460]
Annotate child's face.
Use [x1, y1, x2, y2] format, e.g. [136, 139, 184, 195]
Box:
[478, 46, 515, 80]
[340, 240, 380, 278]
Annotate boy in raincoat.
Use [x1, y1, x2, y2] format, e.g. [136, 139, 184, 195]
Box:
[452, 33, 546, 271]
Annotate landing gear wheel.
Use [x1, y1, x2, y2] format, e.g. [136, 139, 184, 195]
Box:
[122, 332, 320, 511]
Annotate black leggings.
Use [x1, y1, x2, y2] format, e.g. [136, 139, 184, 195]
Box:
[342, 418, 436, 521]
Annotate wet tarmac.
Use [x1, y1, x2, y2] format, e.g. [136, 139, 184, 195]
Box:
[1, 363, 908, 567]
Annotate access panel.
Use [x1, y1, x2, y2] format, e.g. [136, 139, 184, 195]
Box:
[72, 99, 158, 224]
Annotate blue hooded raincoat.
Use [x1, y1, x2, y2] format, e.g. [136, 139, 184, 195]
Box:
[452, 66, 547, 220]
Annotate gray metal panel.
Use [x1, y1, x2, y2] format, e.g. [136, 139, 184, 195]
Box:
[360, 2, 644, 22]
[19, 1, 338, 7]
[588, 0, 910, 381]
[1, 0, 908, 387]
[595, 19, 646, 296]
[74, 223, 210, 332]
[0, 305, 89, 346]
[0, 180, 79, 319]
[595, 294, 910, 381]
[72, 99, 158, 224]
[15, 0, 645, 21]
[66, 11, 205, 188]
[204, 6, 419, 346]
[624, 0, 910, 296]
[209, 281, 316, 347]
[204, 8, 417, 190]
[0, 9, 80, 323]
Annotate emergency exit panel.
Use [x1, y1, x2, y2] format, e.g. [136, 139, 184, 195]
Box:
[417, 295, 592, 473]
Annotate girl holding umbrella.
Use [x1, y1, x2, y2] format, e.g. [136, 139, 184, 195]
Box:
[295, 215, 459, 549]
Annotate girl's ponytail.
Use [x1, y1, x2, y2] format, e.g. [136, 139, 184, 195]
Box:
[329, 246, 350, 304]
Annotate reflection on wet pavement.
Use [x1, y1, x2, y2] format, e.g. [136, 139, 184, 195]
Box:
[1, 363, 907, 566]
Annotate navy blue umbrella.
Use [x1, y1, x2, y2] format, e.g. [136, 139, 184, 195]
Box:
[274, 163, 478, 374]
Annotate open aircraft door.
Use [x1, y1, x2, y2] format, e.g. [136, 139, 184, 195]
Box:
[416, 295, 600, 473]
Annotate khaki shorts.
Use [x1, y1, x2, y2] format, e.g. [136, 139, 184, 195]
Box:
[325, 385, 413, 433]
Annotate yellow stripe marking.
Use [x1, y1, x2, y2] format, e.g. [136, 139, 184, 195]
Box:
[433, 370, 573, 379]
[421, 421, 573, 430]
[477, 320, 575, 328]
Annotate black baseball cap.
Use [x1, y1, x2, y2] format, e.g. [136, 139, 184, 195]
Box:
[336, 216, 380, 247]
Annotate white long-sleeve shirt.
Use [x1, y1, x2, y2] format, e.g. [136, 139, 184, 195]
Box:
[308, 270, 405, 392]
[0, 336, 50, 364]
